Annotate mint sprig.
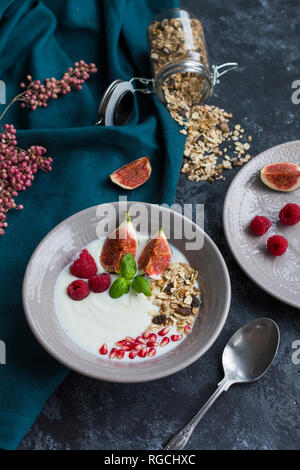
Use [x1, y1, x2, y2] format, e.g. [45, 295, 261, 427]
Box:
[109, 254, 151, 299]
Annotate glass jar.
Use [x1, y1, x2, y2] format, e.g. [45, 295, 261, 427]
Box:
[148, 9, 212, 106]
[96, 8, 237, 126]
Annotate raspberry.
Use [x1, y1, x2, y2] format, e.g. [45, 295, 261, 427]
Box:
[267, 235, 288, 256]
[67, 280, 90, 300]
[69, 249, 97, 278]
[249, 216, 271, 236]
[88, 273, 111, 293]
[279, 203, 300, 226]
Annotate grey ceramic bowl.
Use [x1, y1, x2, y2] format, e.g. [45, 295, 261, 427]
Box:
[23, 202, 231, 383]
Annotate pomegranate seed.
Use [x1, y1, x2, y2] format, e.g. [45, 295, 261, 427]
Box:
[125, 336, 135, 344]
[160, 337, 170, 347]
[184, 325, 191, 334]
[133, 343, 143, 351]
[121, 344, 133, 351]
[135, 336, 147, 344]
[149, 333, 157, 342]
[138, 347, 147, 358]
[129, 351, 138, 359]
[158, 327, 170, 336]
[171, 334, 183, 342]
[115, 339, 127, 347]
[142, 329, 150, 339]
[147, 347, 156, 357]
[147, 341, 158, 347]
[116, 349, 125, 360]
[99, 343, 108, 355]
[109, 348, 117, 359]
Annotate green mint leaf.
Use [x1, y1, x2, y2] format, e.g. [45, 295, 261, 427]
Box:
[109, 277, 130, 298]
[131, 275, 151, 297]
[120, 253, 137, 280]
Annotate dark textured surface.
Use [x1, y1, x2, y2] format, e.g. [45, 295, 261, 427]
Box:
[19, 0, 300, 450]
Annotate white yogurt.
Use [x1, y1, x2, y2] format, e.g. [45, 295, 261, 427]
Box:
[55, 236, 192, 360]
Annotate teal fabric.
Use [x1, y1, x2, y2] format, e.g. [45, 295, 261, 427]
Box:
[0, 0, 183, 449]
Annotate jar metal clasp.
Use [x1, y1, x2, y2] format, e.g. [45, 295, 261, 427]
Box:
[129, 77, 155, 94]
[211, 62, 238, 87]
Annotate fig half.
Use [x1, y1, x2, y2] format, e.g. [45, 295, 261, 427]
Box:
[100, 213, 137, 273]
[260, 162, 300, 192]
[110, 157, 152, 190]
[138, 228, 171, 277]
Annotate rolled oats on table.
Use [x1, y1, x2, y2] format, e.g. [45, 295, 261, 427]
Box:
[166, 90, 253, 183]
[148, 262, 201, 335]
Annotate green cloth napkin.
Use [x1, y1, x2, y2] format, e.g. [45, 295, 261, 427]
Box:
[0, 0, 183, 449]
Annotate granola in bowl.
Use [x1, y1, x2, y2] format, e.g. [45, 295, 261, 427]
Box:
[149, 262, 201, 336]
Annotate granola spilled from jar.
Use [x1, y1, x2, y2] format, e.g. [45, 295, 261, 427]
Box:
[148, 262, 201, 335]
[163, 81, 253, 183]
[148, 16, 252, 183]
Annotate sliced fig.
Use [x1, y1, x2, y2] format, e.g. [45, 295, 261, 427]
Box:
[138, 228, 171, 277]
[100, 213, 137, 273]
[110, 157, 152, 190]
[260, 162, 300, 192]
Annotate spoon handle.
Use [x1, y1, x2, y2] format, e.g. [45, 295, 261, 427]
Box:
[165, 377, 232, 450]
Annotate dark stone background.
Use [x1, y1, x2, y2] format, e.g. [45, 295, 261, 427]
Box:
[19, 0, 300, 450]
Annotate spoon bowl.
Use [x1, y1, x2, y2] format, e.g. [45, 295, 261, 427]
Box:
[222, 317, 280, 383]
[165, 317, 280, 450]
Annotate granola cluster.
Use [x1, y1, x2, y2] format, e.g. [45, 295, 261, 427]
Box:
[148, 262, 201, 334]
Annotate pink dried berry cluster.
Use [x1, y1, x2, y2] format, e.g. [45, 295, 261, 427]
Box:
[100, 325, 190, 360]
[0, 124, 52, 235]
[67, 249, 111, 301]
[249, 203, 300, 256]
[19, 60, 97, 110]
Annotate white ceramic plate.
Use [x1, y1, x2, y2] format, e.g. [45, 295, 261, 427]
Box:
[224, 140, 300, 309]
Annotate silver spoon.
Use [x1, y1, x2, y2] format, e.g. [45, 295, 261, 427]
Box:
[165, 317, 280, 450]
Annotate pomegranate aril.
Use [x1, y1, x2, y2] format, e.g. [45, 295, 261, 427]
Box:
[99, 343, 108, 355]
[184, 325, 191, 334]
[129, 351, 138, 359]
[116, 349, 125, 360]
[115, 339, 127, 347]
[171, 334, 183, 342]
[149, 333, 157, 342]
[135, 336, 147, 344]
[109, 348, 117, 359]
[133, 343, 143, 351]
[121, 344, 133, 351]
[142, 329, 150, 339]
[147, 341, 158, 348]
[138, 347, 147, 358]
[147, 347, 156, 357]
[158, 327, 170, 336]
[160, 337, 170, 347]
[125, 336, 135, 344]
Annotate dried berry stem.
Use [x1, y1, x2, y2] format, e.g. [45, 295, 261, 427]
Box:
[0, 60, 98, 123]
[0, 124, 52, 235]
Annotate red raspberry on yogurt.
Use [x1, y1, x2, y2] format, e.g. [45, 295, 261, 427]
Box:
[67, 280, 90, 301]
